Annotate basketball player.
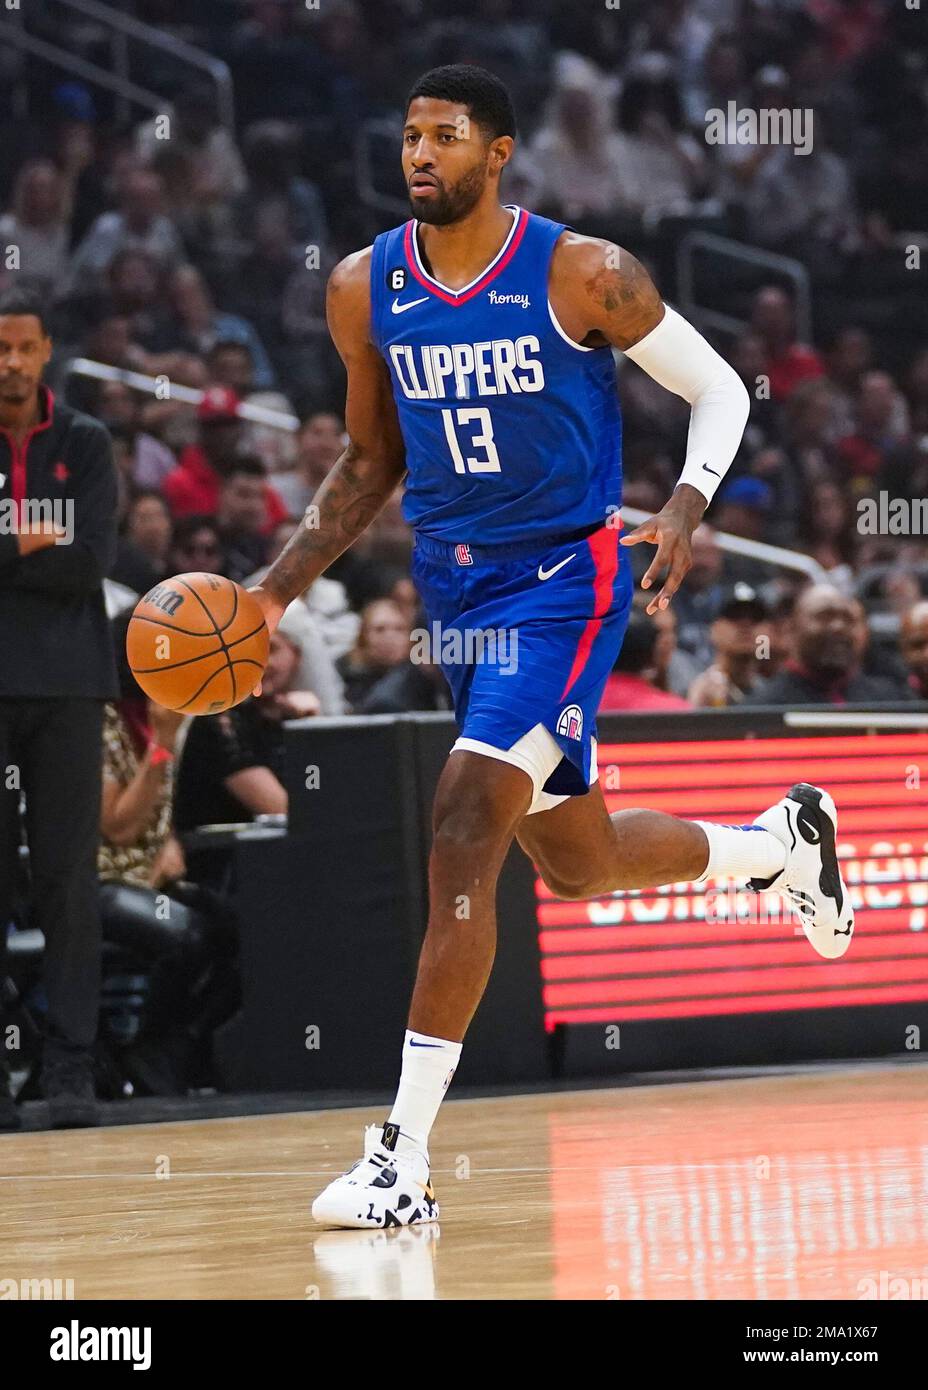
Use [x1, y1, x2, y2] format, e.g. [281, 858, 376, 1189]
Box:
[250, 67, 854, 1228]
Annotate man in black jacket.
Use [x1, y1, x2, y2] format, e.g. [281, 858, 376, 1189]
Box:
[744, 584, 915, 706]
[0, 287, 118, 1129]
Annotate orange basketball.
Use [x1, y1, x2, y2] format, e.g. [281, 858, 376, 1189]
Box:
[126, 572, 270, 715]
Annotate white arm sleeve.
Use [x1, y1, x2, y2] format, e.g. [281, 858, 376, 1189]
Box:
[623, 304, 750, 505]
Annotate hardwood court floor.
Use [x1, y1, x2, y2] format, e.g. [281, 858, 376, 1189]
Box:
[2, 1062, 926, 1300]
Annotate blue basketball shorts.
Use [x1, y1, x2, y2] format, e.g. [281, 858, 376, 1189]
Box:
[411, 522, 633, 814]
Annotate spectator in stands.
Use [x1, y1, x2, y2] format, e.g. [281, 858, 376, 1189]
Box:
[273, 410, 344, 519]
[687, 584, 767, 707]
[137, 86, 247, 208]
[673, 523, 726, 669]
[74, 308, 147, 386]
[389, 575, 422, 632]
[99, 614, 239, 1092]
[798, 479, 857, 585]
[824, 326, 873, 438]
[900, 601, 928, 701]
[161, 386, 288, 531]
[836, 369, 911, 495]
[702, 57, 784, 206]
[760, 589, 801, 681]
[65, 167, 183, 293]
[94, 379, 177, 491]
[744, 444, 803, 548]
[613, 54, 711, 221]
[712, 478, 776, 588]
[629, 590, 700, 698]
[746, 117, 858, 275]
[236, 119, 329, 255]
[716, 478, 772, 542]
[337, 598, 411, 711]
[174, 608, 324, 832]
[46, 81, 104, 246]
[203, 340, 297, 476]
[849, 592, 913, 690]
[168, 515, 227, 580]
[0, 160, 72, 296]
[204, 340, 256, 399]
[781, 378, 839, 491]
[744, 583, 912, 705]
[126, 490, 172, 573]
[157, 264, 276, 390]
[216, 457, 271, 583]
[904, 348, 928, 437]
[103, 248, 167, 347]
[600, 609, 692, 712]
[526, 53, 628, 221]
[731, 331, 780, 452]
[358, 655, 452, 714]
[750, 286, 825, 403]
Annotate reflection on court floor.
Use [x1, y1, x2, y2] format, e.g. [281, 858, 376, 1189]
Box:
[2, 1063, 925, 1300]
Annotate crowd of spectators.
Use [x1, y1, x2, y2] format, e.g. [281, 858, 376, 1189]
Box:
[2, 0, 927, 829]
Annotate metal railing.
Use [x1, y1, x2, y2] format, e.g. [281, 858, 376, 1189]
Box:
[676, 231, 812, 344]
[0, 14, 164, 122]
[1, 0, 234, 130]
[620, 506, 825, 583]
[65, 358, 299, 431]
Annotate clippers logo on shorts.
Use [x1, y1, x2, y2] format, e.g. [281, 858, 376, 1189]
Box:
[454, 544, 474, 566]
[557, 704, 583, 740]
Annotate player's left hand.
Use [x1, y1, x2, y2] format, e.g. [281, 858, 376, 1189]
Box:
[619, 487, 704, 615]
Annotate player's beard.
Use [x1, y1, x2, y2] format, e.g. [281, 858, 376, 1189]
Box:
[410, 162, 487, 226]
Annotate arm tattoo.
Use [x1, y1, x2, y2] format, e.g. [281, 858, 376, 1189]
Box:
[584, 249, 663, 351]
[262, 443, 398, 606]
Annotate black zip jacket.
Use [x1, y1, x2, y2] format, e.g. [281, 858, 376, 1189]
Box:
[0, 387, 119, 698]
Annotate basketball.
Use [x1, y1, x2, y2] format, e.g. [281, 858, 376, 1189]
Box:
[126, 573, 269, 715]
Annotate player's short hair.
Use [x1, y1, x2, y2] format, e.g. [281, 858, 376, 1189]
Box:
[405, 65, 517, 141]
[0, 286, 50, 334]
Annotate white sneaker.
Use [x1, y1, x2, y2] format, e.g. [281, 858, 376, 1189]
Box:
[311, 1123, 439, 1230]
[748, 782, 855, 959]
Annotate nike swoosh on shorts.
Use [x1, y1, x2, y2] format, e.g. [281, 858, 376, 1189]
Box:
[537, 553, 577, 581]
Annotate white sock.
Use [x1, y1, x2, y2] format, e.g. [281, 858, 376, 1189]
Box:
[386, 1030, 462, 1155]
[692, 821, 787, 884]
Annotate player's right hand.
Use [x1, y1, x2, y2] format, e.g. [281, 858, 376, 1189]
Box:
[247, 585, 286, 695]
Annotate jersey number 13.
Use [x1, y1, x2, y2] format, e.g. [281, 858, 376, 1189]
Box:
[441, 406, 501, 474]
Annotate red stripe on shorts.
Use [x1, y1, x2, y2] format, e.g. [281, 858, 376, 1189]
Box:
[558, 525, 620, 702]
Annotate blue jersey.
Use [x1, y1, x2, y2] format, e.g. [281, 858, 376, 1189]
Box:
[370, 205, 622, 546]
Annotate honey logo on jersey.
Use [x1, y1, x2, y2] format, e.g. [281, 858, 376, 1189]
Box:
[487, 290, 530, 309]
